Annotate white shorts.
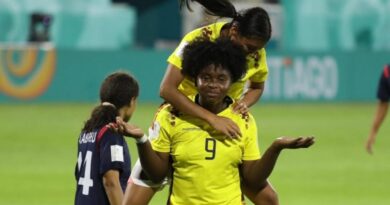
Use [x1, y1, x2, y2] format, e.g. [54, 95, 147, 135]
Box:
[129, 159, 169, 190]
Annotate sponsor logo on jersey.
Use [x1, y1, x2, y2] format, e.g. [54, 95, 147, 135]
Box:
[110, 145, 124, 162]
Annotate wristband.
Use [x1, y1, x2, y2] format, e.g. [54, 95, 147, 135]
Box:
[136, 135, 149, 144]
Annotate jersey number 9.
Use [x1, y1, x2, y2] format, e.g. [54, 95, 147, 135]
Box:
[205, 138, 216, 160]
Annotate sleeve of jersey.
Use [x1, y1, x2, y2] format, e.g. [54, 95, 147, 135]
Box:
[149, 110, 172, 153]
[99, 131, 126, 175]
[249, 49, 269, 83]
[242, 114, 261, 161]
[167, 29, 200, 70]
[377, 68, 390, 102]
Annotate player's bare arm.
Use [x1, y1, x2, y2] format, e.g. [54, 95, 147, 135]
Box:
[102, 170, 123, 205]
[233, 81, 264, 114]
[108, 117, 170, 182]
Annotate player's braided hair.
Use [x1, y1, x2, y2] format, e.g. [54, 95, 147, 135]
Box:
[180, 0, 272, 42]
[181, 37, 247, 83]
[82, 72, 139, 132]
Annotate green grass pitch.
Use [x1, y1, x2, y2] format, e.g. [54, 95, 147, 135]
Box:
[0, 103, 389, 205]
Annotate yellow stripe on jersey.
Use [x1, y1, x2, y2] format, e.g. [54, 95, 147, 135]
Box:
[167, 22, 269, 100]
[150, 96, 261, 205]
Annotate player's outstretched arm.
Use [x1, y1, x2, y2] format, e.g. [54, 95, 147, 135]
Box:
[107, 117, 169, 183]
[242, 136, 315, 190]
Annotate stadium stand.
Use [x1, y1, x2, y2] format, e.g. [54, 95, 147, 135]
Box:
[0, 0, 136, 49]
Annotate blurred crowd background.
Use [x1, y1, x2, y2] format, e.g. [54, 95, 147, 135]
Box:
[1, 0, 390, 103]
[1, 0, 390, 51]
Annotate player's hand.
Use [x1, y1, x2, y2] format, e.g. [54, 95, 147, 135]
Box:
[107, 117, 144, 139]
[208, 115, 241, 139]
[365, 135, 375, 155]
[233, 100, 249, 114]
[272, 136, 315, 150]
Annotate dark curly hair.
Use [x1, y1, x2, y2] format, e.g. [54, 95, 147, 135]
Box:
[181, 38, 247, 83]
[82, 71, 139, 132]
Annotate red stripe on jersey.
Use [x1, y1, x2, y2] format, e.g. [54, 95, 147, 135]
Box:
[384, 65, 390, 78]
[96, 126, 108, 144]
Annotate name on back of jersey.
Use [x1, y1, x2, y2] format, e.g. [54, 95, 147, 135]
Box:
[79, 131, 97, 144]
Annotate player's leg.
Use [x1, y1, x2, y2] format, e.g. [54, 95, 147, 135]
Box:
[242, 180, 279, 205]
[123, 181, 157, 205]
[122, 159, 165, 205]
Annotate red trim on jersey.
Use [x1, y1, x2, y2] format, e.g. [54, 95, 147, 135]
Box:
[384, 65, 390, 78]
[96, 126, 108, 144]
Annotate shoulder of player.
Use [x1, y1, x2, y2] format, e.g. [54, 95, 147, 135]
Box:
[245, 112, 256, 123]
[223, 105, 253, 120]
[246, 48, 267, 70]
[99, 127, 123, 142]
[253, 48, 266, 60]
[258, 48, 266, 57]
[184, 22, 226, 40]
[229, 108, 256, 125]
[155, 103, 174, 117]
[154, 104, 182, 124]
[182, 26, 205, 40]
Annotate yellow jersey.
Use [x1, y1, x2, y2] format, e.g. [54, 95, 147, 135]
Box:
[149, 96, 261, 205]
[167, 22, 269, 100]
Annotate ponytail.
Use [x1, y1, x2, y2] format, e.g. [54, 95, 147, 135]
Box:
[82, 105, 118, 132]
[181, 0, 272, 42]
[180, 0, 236, 18]
[82, 72, 139, 132]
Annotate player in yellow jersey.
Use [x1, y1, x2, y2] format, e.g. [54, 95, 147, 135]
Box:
[112, 39, 315, 205]
[126, 0, 277, 204]
[163, 2, 277, 203]
[161, 0, 271, 138]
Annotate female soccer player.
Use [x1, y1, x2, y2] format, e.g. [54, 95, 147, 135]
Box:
[163, 0, 276, 203]
[113, 39, 314, 205]
[161, 0, 272, 138]
[128, 0, 277, 204]
[74, 72, 139, 205]
[366, 64, 390, 154]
